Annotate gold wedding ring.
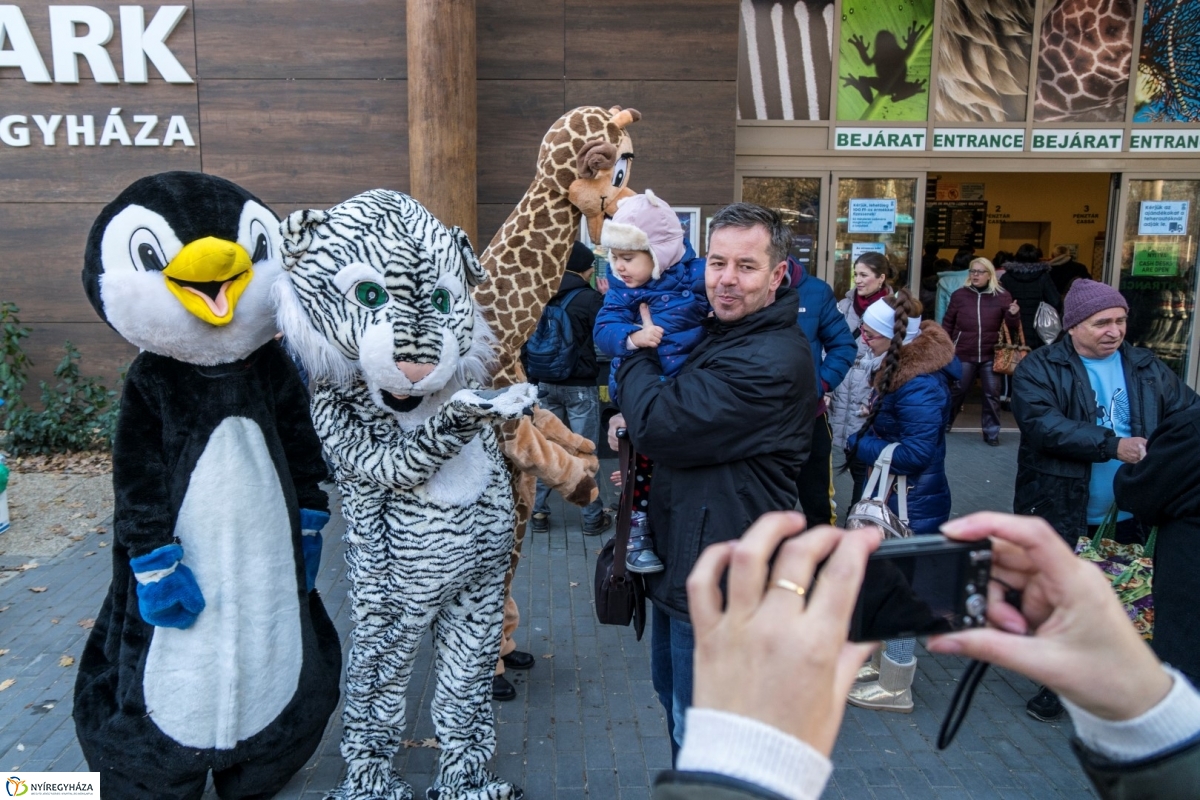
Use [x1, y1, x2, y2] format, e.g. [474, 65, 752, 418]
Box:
[773, 578, 807, 598]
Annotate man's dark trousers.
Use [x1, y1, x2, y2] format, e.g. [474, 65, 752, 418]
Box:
[796, 415, 834, 528]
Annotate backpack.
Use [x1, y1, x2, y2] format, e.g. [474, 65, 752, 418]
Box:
[522, 287, 588, 383]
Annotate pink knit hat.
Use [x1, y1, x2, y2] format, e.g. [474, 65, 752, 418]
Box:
[1063, 279, 1129, 330]
[600, 189, 686, 279]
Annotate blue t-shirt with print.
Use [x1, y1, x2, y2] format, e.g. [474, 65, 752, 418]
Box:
[1082, 351, 1133, 525]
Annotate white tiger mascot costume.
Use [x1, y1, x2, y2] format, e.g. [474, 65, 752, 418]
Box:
[273, 189, 533, 800]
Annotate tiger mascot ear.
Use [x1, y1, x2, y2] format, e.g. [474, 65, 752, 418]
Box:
[451, 226, 488, 287]
[280, 208, 330, 271]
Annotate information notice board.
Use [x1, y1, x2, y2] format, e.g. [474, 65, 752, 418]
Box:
[926, 201, 987, 249]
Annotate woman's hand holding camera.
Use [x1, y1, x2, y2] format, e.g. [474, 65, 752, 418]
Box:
[930, 512, 1172, 722]
[687, 513, 879, 755]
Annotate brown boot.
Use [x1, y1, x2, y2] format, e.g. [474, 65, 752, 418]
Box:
[847, 653, 915, 713]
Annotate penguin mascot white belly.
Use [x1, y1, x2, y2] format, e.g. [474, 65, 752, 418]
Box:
[73, 171, 341, 800]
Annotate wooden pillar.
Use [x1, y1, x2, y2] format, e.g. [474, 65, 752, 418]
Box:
[407, 0, 477, 245]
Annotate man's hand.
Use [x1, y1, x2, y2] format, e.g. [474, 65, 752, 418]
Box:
[929, 512, 1172, 722]
[607, 413, 626, 453]
[688, 512, 879, 756]
[628, 303, 664, 349]
[1116, 437, 1148, 464]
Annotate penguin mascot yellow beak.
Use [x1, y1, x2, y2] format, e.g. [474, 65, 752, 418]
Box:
[162, 237, 254, 326]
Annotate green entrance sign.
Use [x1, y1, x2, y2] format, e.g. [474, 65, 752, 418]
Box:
[1132, 242, 1181, 277]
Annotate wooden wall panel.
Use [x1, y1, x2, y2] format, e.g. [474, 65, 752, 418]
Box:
[0, 1, 198, 82]
[199, 80, 408, 205]
[566, 80, 736, 205]
[477, 0, 564, 80]
[0, 82, 201, 203]
[0, 204, 103, 324]
[565, 0, 738, 81]
[478, 202, 517, 250]
[194, 0, 406, 79]
[476, 80, 566, 205]
[20, 323, 137, 395]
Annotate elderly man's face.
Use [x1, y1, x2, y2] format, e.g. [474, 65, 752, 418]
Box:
[1070, 307, 1127, 359]
[705, 225, 787, 323]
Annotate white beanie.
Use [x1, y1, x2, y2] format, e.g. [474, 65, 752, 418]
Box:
[863, 299, 921, 344]
[600, 189, 686, 280]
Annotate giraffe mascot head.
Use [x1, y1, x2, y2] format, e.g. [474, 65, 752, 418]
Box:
[474, 105, 640, 386]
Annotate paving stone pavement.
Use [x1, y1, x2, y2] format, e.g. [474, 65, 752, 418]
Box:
[0, 430, 1099, 798]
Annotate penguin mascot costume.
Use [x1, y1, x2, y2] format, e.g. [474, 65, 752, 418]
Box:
[75, 171, 342, 799]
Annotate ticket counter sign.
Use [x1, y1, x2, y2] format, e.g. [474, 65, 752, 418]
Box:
[1138, 201, 1190, 235]
[848, 199, 896, 233]
[1132, 242, 1181, 277]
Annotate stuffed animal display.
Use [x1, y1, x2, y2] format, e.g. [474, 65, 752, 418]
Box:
[75, 171, 341, 799]
[273, 189, 533, 800]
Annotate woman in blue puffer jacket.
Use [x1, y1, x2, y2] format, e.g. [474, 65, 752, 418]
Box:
[846, 288, 961, 715]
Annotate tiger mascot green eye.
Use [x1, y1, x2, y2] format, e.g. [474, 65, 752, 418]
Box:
[273, 189, 533, 800]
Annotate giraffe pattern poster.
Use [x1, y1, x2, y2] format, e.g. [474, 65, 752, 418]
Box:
[1135, 0, 1200, 123]
[1033, 0, 1135, 122]
[837, 0, 935, 122]
[934, 0, 1035, 122]
[738, 0, 835, 120]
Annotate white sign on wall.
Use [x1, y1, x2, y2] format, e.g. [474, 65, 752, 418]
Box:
[1030, 129, 1123, 152]
[834, 128, 926, 151]
[851, 242, 887, 263]
[1138, 201, 1190, 235]
[932, 129, 1025, 152]
[848, 199, 897, 233]
[1129, 132, 1200, 153]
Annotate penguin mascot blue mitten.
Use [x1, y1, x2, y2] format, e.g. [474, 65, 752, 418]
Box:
[273, 190, 535, 800]
[75, 171, 342, 800]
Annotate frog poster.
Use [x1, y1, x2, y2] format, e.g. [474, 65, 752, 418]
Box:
[837, 0, 934, 121]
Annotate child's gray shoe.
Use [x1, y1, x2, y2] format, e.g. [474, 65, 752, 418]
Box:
[626, 535, 664, 574]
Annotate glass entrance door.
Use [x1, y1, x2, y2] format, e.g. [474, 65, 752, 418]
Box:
[1116, 177, 1200, 384]
[740, 175, 826, 282]
[830, 174, 924, 299]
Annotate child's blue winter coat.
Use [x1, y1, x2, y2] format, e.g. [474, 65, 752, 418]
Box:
[594, 241, 709, 405]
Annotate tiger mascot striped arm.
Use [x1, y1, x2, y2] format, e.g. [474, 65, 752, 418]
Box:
[272, 189, 529, 800]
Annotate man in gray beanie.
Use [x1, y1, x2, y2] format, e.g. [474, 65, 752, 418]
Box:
[1012, 278, 1198, 722]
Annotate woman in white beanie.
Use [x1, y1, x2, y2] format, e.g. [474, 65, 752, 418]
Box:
[845, 288, 961, 713]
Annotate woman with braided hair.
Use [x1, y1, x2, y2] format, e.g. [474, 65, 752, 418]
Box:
[845, 288, 961, 713]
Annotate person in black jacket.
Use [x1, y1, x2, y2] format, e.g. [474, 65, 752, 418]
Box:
[615, 203, 816, 760]
[1000, 243, 1061, 350]
[525, 241, 610, 536]
[1113, 404, 1200, 685]
[1012, 279, 1198, 721]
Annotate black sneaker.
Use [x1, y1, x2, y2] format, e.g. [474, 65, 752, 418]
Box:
[581, 512, 613, 536]
[529, 513, 549, 534]
[492, 674, 516, 702]
[1026, 686, 1063, 721]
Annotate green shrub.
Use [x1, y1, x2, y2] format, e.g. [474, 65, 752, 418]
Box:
[1, 304, 123, 455]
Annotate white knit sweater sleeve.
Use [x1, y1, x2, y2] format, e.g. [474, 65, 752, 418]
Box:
[675, 708, 831, 800]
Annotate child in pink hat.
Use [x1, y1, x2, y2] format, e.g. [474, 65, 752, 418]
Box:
[594, 189, 709, 573]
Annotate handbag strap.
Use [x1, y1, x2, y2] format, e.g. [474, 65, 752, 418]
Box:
[1016, 323, 1027, 348]
[998, 323, 1012, 347]
[861, 443, 909, 523]
[612, 428, 637, 580]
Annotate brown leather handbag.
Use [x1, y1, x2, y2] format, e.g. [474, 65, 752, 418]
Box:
[593, 427, 646, 639]
[992, 323, 1030, 376]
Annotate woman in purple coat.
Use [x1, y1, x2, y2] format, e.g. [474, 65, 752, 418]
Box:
[941, 257, 1020, 445]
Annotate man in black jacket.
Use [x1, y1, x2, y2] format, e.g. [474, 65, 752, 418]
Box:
[525, 241, 610, 536]
[616, 203, 816, 760]
[1012, 279, 1197, 721]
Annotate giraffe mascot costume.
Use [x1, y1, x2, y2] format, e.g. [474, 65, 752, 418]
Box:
[475, 106, 640, 685]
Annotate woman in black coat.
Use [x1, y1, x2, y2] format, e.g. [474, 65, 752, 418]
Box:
[999, 243, 1060, 350]
[1113, 404, 1200, 685]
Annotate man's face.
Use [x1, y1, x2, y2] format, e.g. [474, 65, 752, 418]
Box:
[1070, 307, 1127, 358]
[705, 225, 787, 323]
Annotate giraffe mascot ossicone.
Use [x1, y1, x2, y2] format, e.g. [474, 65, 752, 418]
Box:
[473, 106, 640, 683]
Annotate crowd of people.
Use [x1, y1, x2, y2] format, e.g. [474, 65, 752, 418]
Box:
[517, 192, 1200, 797]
